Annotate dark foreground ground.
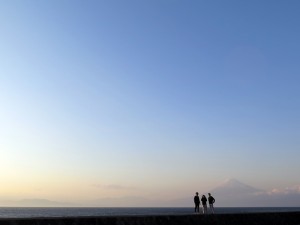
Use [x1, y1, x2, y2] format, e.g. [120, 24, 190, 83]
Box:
[0, 212, 300, 225]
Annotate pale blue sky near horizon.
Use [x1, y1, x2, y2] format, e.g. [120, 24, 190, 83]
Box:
[0, 0, 299, 204]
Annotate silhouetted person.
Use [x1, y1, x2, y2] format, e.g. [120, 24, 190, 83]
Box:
[194, 192, 200, 213]
[208, 193, 215, 214]
[201, 195, 208, 214]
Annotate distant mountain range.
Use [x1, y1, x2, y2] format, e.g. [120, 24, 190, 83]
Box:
[86, 196, 152, 207]
[0, 199, 75, 207]
[1, 179, 299, 207]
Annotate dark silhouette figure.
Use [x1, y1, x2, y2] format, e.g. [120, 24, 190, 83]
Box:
[194, 192, 200, 213]
[201, 195, 208, 214]
[208, 193, 215, 214]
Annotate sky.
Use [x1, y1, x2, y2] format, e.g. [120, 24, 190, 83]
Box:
[0, 0, 300, 206]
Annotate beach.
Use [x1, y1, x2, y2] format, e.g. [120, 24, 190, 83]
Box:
[0, 212, 299, 225]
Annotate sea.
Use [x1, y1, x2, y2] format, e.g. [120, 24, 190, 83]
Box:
[0, 207, 300, 218]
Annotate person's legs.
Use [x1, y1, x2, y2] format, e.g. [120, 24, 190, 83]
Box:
[195, 203, 200, 213]
[209, 204, 214, 214]
[203, 204, 207, 214]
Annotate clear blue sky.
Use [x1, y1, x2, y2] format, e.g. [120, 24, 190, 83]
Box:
[0, 0, 299, 205]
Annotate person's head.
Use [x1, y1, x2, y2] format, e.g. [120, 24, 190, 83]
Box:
[208, 193, 211, 196]
[196, 192, 199, 195]
[202, 195, 205, 197]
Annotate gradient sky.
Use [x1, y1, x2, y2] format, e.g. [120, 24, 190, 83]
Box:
[0, 0, 299, 205]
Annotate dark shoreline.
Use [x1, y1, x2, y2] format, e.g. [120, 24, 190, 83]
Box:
[0, 212, 300, 225]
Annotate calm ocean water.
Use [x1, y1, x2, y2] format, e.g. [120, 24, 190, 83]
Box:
[0, 207, 300, 218]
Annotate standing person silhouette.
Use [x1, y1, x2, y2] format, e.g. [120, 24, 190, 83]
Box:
[208, 193, 215, 214]
[201, 195, 208, 214]
[194, 192, 200, 213]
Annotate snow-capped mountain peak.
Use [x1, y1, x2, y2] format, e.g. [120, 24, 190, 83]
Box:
[211, 178, 263, 196]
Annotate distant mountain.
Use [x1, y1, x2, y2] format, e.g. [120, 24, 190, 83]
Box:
[209, 178, 265, 207]
[163, 179, 266, 207]
[208, 178, 300, 207]
[211, 178, 263, 196]
[87, 196, 154, 207]
[0, 198, 75, 207]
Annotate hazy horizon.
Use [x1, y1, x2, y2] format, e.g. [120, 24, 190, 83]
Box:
[1, 178, 299, 207]
[1, 0, 300, 207]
